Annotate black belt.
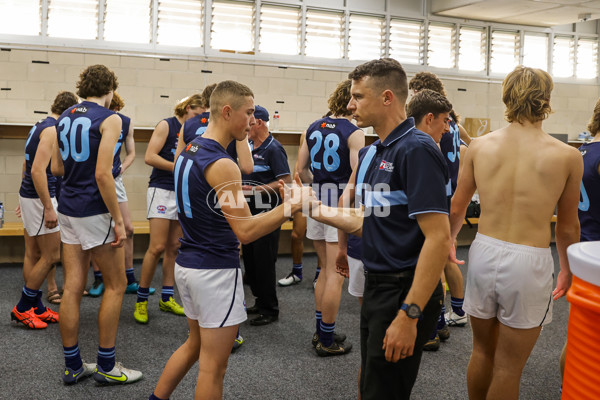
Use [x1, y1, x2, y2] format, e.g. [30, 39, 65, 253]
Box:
[364, 269, 415, 283]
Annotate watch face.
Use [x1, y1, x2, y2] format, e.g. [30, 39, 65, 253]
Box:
[407, 305, 420, 318]
[403, 303, 421, 319]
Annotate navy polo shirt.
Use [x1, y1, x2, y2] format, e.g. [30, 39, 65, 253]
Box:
[357, 117, 450, 273]
[242, 134, 290, 213]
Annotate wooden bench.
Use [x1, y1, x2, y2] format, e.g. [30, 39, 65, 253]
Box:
[0, 219, 295, 236]
[2, 218, 508, 237]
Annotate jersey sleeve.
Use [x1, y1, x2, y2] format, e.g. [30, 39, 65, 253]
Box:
[403, 143, 449, 218]
[270, 144, 291, 178]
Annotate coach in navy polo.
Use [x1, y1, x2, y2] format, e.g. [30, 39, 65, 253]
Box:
[310, 58, 451, 399]
[241, 105, 292, 326]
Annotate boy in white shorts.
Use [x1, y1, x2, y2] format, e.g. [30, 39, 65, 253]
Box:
[52, 65, 142, 385]
[297, 80, 364, 356]
[11, 91, 78, 329]
[134, 95, 203, 324]
[148, 80, 314, 400]
[449, 66, 582, 399]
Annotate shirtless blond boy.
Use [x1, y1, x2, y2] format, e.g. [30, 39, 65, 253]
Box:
[449, 66, 582, 400]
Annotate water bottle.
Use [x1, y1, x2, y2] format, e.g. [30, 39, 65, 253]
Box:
[0, 201, 4, 229]
[272, 111, 280, 132]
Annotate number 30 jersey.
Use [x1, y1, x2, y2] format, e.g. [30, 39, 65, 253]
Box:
[56, 101, 117, 217]
[306, 117, 358, 206]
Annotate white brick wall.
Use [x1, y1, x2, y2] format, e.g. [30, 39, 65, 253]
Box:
[1, 48, 599, 222]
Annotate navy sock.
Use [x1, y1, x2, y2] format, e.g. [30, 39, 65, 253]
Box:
[34, 290, 47, 314]
[315, 310, 322, 334]
[64, 344, 83, 371]
[125, 268, 136, 285]
[161, 286, 174, 302]
[451, 296, 465, 316]
[429, 327, 438, 340]
[319, 321, 335, 347]
[314, 267, 321, 281]
[149, 394, 168, 400]
[16, 286, 38, 312]
[94, 270, 103, 281]
[137, 287, 150, 303]
[292, 263, 303, 279]
[97, 346, 116, 372]
[437, 305, 447, 330]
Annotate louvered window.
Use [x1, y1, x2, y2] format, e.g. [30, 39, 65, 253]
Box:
[553, 36, 574, 78]
[104, 0, 151, 43]
[427, 23, 455, 68]
[157, 0, 203, 47]
[490, 31, 519, 74]
[348, 14, 384, 61]
[47, 0, 98, 40]
[458, 26, 486, 71]
[259, 4, 300, 55]
[0, 0, 40, 36]
[576, 38, 598, 79]
[388, 19, 423, 65]
[211, 1, 254, 52]
[522, 33, 548, 70]
[305, 9, 344, 59]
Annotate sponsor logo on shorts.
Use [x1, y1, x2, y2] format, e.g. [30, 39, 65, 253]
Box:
[379, 160, 394, 172]
[157, 205, 167, 214]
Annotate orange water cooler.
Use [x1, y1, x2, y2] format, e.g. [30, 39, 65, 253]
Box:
[562, 241, 600, 400]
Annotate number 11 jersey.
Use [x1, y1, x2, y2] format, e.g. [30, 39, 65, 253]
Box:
[56, 101, 117, 217]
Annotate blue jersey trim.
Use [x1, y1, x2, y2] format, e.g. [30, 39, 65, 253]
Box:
[363, 189, 408, 207]
[408, 209, 449, 219]
[253, 165, 271, 172]
[356, 145, 377, 200]
[446, 181, 452, 196]
[174, 156, 184, 214]
[182, 159, 193, 218]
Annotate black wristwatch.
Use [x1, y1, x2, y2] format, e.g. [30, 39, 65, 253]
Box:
[400, 303, 423, 320]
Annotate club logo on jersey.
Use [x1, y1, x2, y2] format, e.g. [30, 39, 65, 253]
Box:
[201, 117, 208, 124]
[379, 160, 394, 172]
[71, 106, 88, 114]
[185, 143, 199, 154]
[580, 149, 587, 157]
[321, 122, 337, 129]
[156, 205, 167, 214]
[253, 154, 264, 160]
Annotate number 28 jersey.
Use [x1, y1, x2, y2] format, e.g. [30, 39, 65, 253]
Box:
[56, 101, 117, 218]
[306, 117, 358, 205]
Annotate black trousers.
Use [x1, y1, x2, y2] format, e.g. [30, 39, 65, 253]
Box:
[242, 227, 281, 316]
[360, 271, 443, 400]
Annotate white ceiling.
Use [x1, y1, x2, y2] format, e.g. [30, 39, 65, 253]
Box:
[431, 0, 600, 27]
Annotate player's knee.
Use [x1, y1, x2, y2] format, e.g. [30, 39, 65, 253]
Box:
[124, 223, 134, 238]
[149, 243, 166, 256]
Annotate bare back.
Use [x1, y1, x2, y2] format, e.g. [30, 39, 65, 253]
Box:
[467, 123, 581, 247]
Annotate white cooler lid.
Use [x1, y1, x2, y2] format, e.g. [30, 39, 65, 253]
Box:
[567, 241, 600, 287]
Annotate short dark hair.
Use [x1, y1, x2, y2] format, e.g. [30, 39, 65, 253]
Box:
[76, 64, 118, 99]
[348, 58, 408, 104]
[210, 80, 254, 118]
[406, 89, 453, 126]
[327, 79, 352, 117]
[50, 91, 78, 115]
[200, 84, 217, 109]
